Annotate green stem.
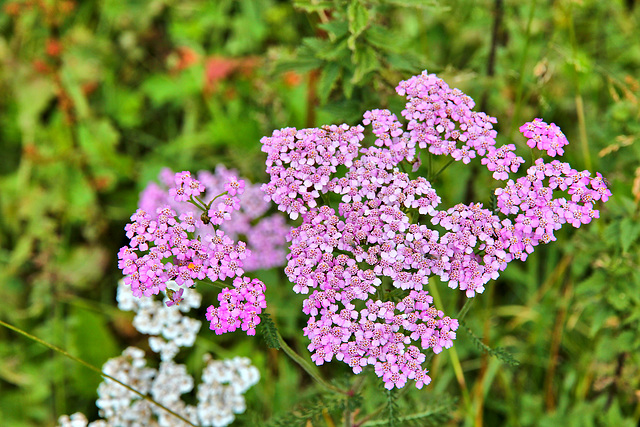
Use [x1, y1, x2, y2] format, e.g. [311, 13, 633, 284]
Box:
[0, 319, 197, 427]
[456, 297, 474, 322]
[188, 195, 208, 211]
[431, 158, 456, 181]
[196, 278, 227, 290]
[205, 191, 229, 210]
[427, 281, 472, 412]
[275, 330, 350, 396]
[344, 401, 352, 427]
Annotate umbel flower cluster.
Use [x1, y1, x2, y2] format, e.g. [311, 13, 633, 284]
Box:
[260, 70, 611, 389]
[117, 168, 283, 335]
[57, 282, 260, 427]
[139, 166, 289, 272]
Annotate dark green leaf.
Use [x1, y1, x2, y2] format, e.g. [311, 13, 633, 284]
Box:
[259, 313, 281, 349]
[317, 63, 342, 104]
[352, 46, 380, 84]
[347, 0, 370, 51]
[319, 20, 349, 39]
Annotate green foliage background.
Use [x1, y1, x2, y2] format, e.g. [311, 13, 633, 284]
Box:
[0, 0, 639, 426]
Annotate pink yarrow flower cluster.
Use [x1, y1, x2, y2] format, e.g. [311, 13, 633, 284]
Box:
[139, 166, 289, 272]
[261, 70, 611, 389]
[118, 171, 268, 336]
[205, 277, 267, 336]
[519, 118, 569, 156]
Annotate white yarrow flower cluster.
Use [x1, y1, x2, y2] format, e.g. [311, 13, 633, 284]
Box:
[58, 281, 260, 427]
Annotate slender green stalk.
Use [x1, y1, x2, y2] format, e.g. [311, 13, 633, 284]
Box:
[0, 319, 197, 427]
[189, 195, 208, 211]
[456, 298, 474, 322]
[344, 400, 352, 427]
[427, 281, 472, 410]
[431, 158, 456, 181]
[197, 278, 228, 290]
[275, 330, 350, 396]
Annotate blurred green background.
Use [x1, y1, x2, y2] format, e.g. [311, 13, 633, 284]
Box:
[0, 0, 639, 426]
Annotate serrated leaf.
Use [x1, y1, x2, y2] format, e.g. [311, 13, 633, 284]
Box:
[320, 99, 363, 122]
[317, 63, 341, 104]
[365, 25, 403, 50]
[319, 20, 349, 38]
[317, 38, 350, 61]
[342, 67, 356, 99]
[259, 313, 281, 349]
[303, 37, 331, 53]
[347, 0, 370, 51]
[352, 46, 380, 84]
[274, 56, 323, 74]
[386, 51, 425, 72]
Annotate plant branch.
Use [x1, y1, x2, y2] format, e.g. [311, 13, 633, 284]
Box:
[0, 319, 197, 427]
[275, 330, 350, 396]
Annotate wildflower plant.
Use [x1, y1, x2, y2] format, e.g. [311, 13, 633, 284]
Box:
[57, 282, 260, 427]
[58, 166, 286, 427]
[260, 70, 611, 390]
[117, 166, 288, 336]
[58, 69, 612, 426]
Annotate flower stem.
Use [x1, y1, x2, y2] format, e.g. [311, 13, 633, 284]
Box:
[427, 280, 472, 411]
[0, 319, 197, 427]
[275, 330, 350, 395]
[431, 158, 456, 181]
[456, 297, 474, 321]
[188, 195, 208, 211]
[197, 278, 227, 290]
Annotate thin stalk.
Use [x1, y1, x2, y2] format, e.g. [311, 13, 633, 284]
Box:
[431, 158, 456, 181]
[275, 330, 350, 396]
[197, 278, 228, 290]
[428, 281, 471, 411]
[423, 295, 474, 369]
[189, 195, 208, 211]
[457, 298, 474, 322]
[344, 400, 352, 427]
[0, 319, 197, 427]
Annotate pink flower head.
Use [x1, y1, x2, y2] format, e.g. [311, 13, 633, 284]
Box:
[165, 288, 184, 307]
[225, 176, 245, 197]
[519, 118, 568, 157]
